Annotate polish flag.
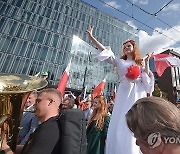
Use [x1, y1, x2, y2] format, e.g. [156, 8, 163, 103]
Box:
[152, 53, 180, 76]
[113, 86, 117, 101]
[57, 58, 72, 95]
[92, 78, 106, 99]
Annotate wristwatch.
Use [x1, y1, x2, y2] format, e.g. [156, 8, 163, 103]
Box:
[0, 148, 11, 154]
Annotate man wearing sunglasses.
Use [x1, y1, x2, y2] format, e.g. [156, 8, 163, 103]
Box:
[1, 88, 62, 154]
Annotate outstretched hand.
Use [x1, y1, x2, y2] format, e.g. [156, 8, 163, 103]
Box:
[86, 26, 94, 37]
[144, 53, 152, 64]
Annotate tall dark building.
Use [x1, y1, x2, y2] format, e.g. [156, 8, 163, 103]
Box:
[150, 49, 180, 103]
[0, 0, 138, 97]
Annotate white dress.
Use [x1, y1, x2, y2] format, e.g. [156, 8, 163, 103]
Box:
[96, 47, 154, 154]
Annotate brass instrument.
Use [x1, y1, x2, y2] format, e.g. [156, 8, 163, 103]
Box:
[0, 73, 48, 151]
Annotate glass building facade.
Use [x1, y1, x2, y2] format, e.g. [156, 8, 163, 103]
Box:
[0, 0, 138, 97]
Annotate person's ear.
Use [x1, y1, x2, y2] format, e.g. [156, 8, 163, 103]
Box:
[48, 99, 53, 106]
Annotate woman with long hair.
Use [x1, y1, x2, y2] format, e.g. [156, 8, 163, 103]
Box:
[86, 27, 154, 154]
[86, 95, 110, 154]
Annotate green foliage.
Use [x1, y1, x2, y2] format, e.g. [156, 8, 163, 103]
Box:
[152, 84, 168, 99]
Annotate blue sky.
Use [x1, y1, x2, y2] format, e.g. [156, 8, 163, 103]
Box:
[81, 0, 180, 56]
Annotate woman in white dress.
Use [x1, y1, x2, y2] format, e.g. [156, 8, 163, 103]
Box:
[86, 27, 154, 154]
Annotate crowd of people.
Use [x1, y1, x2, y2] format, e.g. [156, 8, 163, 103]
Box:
[1, 88, 180, 154]
[0, 88, 113, 154]
[0, 27, 180, 154]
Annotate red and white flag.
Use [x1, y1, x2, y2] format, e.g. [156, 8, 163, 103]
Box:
[113, 86, 117, 101]
[57, 58, 72, 96]
[92, 78, 106, 99]
[152, 53, 180, 76]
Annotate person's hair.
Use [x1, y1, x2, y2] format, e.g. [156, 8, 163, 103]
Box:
[87, 95, 108, 130]
[126, 97, 180, 143]
[62, 97, 75, 109]
[38, 88, 62, 103]
[30, 91, 38, 98]
[121, 40, 142, 66]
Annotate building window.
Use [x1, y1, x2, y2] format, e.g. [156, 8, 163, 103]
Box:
[1, 36, 11, 52]
[33, 45, 42, 59]
[21, 0, 29, 9]
[0, 3, 7, 15]
[3, 19, 13, 35]
[39, 46, 48, 61]
[14, 39, 23, 54]
[18, 40, 28, 56]
[36, 16, 43, 26]
[7, 37, 16, 54]
[31, 2, 36, 12]
[36, 4, 42, 15]
[45, 8, 52, 18]
[29, 60, 38, 75]
[24, 25, 32, 40]
[2, 54, 12, 72]
[56, 51, 63, 64]
[11, 56, 20, 73]
[44, 32, 52, 45]
[37, 29, 46, 44]
[11, 6, 18, 18]
[36, 61, 43, 73]
[15, 23, 25, 38]
[17, 58, 26, 73]
[54, 1, 60, 11]
[9, 20, 18, 36]
[25, 42, 35, 58]
[52, 34, 59, 48]
[0, 17, 6, 30]
[50, 49, 57, 63]
[33, 28, 41, 42]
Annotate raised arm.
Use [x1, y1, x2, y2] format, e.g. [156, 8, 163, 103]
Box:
[144, 54, 151, 76]
[86, 26, 106, 51]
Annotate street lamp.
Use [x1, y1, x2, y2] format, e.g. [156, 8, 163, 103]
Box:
[82, 52, 92, 98]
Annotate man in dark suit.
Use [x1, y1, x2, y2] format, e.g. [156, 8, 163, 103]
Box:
[1, 88, 87, 154]
[17, 91, 39, 145]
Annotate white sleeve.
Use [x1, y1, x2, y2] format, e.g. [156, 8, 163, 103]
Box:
[141, 69, 155, 95]
[95, 46, 117, 67]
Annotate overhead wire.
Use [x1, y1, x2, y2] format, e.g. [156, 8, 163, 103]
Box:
[154, 0, 173, 16]
[97, 0, 180, 45]
[129, 0, 154, 32]
[155, 16, 180, 34]
[125, 0, 180, 34]
[125, 0, 173, 16]
[125, 0, 153, 16]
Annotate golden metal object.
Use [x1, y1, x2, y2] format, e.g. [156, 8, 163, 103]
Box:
[0, 73, 48, 151]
